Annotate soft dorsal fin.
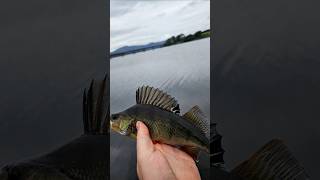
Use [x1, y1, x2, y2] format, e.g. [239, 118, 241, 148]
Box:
[231, 139, 310, 180]
[136, 86, 180, 114]
[182, 106, 209, 137]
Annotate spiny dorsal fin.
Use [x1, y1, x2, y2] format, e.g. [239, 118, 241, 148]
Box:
[182, 106, 209, 137]
[83, 75, 109, 135]
[231, 139, 310, 180]
[136, 86, 180, 114]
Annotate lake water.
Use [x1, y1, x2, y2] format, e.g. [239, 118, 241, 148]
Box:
[110, 38, 210, 180]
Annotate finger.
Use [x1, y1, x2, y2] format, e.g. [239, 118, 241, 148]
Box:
[157, 144, 194, 162]
[136, 121, 154, 157]
[155, 144, 200, 180]
[136, 162, 142, 180]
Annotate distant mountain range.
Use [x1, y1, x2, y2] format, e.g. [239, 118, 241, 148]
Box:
[111, 41, 165, 58]
[110, 29, 211, 58]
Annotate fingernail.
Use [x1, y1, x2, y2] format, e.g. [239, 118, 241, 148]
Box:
[136, 121, 140, 131]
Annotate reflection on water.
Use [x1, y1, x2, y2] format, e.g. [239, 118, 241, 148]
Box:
[110, 38, 210, 180]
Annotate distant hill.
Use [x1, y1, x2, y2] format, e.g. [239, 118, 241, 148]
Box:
[110, 29, 211, 58]
[111, 41, 165, 58]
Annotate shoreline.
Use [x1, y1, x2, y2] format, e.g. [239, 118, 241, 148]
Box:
[110, 36, 210, 59]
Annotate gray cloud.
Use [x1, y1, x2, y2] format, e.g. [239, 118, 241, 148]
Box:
[110, 1, 138, 18]
[110, 0, 210, 51]
[110, 27, 139, 36]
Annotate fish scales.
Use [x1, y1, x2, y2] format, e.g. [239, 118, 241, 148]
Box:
[111, 86, 310, 179]
[133, 104, 207, 148]
[111, 86, 210, 158]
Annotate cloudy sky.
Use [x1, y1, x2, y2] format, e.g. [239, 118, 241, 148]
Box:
[110, 0, 210, 51]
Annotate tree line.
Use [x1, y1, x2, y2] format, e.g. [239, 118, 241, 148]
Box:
[164, 29, 210, 46]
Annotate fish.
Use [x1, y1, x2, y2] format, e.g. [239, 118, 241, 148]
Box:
[210, 124, 310, 180]
[110, 85, 210, 158]
[0, 76, 109, 180]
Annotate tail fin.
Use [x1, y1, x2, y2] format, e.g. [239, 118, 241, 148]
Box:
[232, 139, 310, 180]
[210, 123, 225, 168]
[83, 75, 109, 135]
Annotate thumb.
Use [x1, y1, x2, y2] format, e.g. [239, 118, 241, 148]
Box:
[136, 121, 154, 156]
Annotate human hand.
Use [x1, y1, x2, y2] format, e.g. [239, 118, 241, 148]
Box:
[136, 121, 201, 180]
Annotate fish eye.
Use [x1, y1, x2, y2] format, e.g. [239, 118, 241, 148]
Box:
[111, 114, 119, 121]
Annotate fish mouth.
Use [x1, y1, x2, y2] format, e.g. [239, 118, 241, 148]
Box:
[110, 121, 130, 136]
[119, 129, 130, 136]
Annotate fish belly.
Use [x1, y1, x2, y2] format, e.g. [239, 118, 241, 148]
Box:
[148, 119, 202, 149]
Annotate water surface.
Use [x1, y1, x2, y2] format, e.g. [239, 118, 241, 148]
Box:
[110, 38, 210, 180]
